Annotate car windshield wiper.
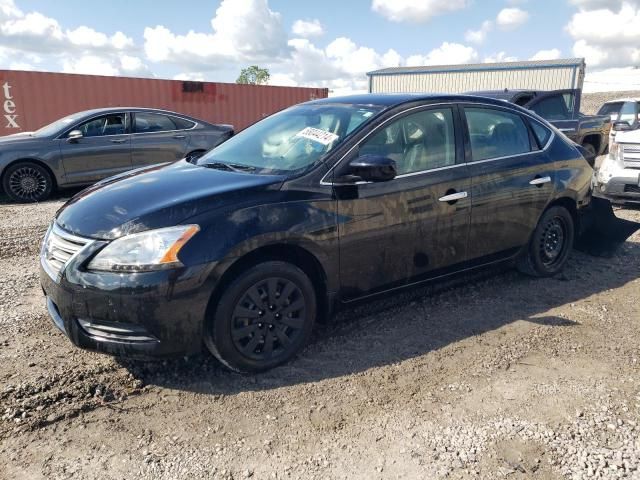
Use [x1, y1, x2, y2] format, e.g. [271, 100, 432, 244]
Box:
[202, 162, 256, 173]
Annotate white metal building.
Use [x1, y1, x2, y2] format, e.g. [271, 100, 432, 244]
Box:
[367, 58, 586, 94]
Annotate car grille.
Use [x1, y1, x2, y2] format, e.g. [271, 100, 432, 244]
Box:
[41, 223, 93, 280]
[623, 145, 640, 169]
[623, 184, 640, 194]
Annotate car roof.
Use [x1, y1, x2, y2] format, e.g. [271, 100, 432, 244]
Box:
[602, 98, 640, 104]
[71, 107, 208, 123]
[304, 93, 519, 109]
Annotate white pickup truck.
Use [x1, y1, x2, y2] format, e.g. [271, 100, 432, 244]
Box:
[594, 98, 640, 204]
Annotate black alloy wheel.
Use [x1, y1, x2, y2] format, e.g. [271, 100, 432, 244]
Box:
[205, 261, 316, 373]
[3, 162, 53, 203]
[517, 205, 574, 277]
[230, 277, 307, 361]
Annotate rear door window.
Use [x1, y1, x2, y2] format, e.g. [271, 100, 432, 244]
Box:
[529, 120, 552, 148]
[464, 107, 532, 161]
[134, 113, 179, 133]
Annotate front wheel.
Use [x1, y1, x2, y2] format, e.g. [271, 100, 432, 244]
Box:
[205, 261, 316, 373]
[517, 206, 575, 277]
[2, 161, 53, 203]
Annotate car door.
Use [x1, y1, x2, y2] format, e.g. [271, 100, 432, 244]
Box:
[526, 90, 578, 140]
[334, 105, 471, 299]
[58, 112, 132, 184]
[131, 112, 192, 167]
[462, 105, 556, 262]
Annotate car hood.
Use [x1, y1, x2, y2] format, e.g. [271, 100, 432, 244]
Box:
[0, 132, 40, 145]
[56, 160, 285, 239]
[613, 128, 640, 144]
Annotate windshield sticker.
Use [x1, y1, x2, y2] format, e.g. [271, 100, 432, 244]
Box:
[295, 127, 339, 146]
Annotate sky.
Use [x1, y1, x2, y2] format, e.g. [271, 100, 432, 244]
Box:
[1, 0, 640, 94]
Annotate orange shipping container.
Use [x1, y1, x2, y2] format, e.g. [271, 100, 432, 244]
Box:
[0, 70, 328, 136]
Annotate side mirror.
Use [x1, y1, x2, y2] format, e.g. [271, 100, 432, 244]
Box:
[348, 154, 397, 182]
[613, 121, 633, 132]
[67, 130, 83, 142]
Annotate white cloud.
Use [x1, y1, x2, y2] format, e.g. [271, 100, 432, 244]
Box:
[483, 52, 518, 63]
[144, 0, 288, 69]
[583, 66, 640, 92]
[407, 42, 478, 66]
[530, 48, 562, 61]
[465, 20, 493, 44]
[371, 0, 469, 23]
[61, 54, 151, 77]
[269, 72, 298, 87]
[291, 19, 324, 38]
[496, 8, 530, 29]
[66, 26, 133, 50]
[173, 72, 206, 81]
[566, 2, 640, 68]
[0, 0, 22, 21]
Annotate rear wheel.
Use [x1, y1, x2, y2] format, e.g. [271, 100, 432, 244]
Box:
[205, 261, 316, 373]
[2, 161, 53, 203]
[582, 142, 597, 158]
[517, 206, 575, 277]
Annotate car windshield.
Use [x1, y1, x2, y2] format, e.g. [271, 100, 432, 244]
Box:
[598, 102, 624, 117]
[616, 101, 638, 125]
[33, 113, 81, 137]
[197, 103, 383, 174]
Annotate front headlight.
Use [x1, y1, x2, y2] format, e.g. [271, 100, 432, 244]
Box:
[88, 225, 200, 272]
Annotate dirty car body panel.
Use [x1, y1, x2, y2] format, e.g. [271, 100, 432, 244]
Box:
[39, 94, 594, 359]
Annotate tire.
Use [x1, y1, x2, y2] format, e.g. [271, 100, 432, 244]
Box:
[2, 161, 53, 203]
[582, 142, 597, 158]
[205, 261, 317, 373]
[517, 206, 575, 277]
[185, 150, 206, 163]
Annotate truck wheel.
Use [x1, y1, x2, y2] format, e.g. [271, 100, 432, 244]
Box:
[2, 161, 53, 203]
[582, 142, 597, 158]
[204, 261, 316, 373]
[517, 206, 575, 277]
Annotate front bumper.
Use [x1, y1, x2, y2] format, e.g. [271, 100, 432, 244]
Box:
[594, 159, 640, 204]
[40, 254, 216, 358]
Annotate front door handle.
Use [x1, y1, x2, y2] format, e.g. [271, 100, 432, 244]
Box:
[529, 176, 551, 187]
[173, 134, 186, 140]
[110, 138, 127, 144]
[438, 191, 468, 204]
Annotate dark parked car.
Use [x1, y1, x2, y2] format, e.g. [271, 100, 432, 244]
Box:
[40, 94, 594, 372]
[470, 89, 610, 158]
[1, 108, 233, 202]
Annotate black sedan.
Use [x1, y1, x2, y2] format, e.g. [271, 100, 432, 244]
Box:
[40, 94, 593, 372]
[0, 108, 233, 202]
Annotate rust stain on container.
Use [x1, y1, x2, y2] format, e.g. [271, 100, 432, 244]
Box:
[0, 70, 328, 136]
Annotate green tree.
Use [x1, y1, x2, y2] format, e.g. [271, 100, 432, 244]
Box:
[236, 65, 271, 85]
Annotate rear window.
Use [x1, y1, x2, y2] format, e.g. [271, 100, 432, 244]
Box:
[171, 116, 196, 130]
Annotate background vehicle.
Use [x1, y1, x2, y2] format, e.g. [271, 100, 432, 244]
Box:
[595, 118, 640, 205]
[471, 89, 611, 158]
[598, 98, 640, 123]
[0, 107, 234, 202]
[40, 94, 594, 373]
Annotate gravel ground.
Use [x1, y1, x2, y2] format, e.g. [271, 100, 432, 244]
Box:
[0, 183, 639, 479]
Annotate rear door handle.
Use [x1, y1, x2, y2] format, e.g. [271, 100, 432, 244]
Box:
[173, 134, 186, 139]
[529, 176, 551, 187]
[438, 191, 468, 204]
[110, 138, 127, 144]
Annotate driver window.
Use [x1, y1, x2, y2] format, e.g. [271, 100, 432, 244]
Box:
[74, 114, 126, 138]
[358, 108, 456, 175]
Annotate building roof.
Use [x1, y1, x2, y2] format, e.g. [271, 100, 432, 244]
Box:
[367, 58, 585, 77]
